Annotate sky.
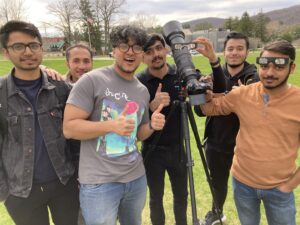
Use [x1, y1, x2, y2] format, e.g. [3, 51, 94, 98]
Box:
[25, 0, 300, 35]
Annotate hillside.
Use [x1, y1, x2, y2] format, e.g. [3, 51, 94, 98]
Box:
[264, 5, 300, 25]
[182, 17, 225, 29]
[182, 4, 300, 29]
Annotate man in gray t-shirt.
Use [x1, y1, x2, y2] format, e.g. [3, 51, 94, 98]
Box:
[63, 25, 165, 225]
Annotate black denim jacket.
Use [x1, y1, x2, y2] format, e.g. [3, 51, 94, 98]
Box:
[0, 70, 74, 200]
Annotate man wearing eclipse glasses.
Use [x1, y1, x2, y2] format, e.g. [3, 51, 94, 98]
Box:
[200, 40, 300, 225]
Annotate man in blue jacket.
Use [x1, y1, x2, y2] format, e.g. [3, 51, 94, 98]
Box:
[0, 20, 79, 225]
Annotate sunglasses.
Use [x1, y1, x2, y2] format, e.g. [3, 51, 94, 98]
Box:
[256, 57, 291, 66]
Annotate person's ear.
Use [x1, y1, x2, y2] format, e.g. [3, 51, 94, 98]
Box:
[3, 48, 10, 59]
[290, 63, 296, 74]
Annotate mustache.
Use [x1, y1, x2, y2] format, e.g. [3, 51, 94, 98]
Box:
[263, 75, 278, 80]
[20, 57, 37, 61]
[152, 56, 163, 63]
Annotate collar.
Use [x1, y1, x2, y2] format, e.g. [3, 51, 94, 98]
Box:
[223, 61, 255, 81]
[65, 71, 75, 84]
[258, 82, 291, 99]
[144, 64, 177, 82]
[6, 68, 56, 98]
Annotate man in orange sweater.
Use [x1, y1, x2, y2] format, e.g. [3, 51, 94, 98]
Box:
[201, 40, 299, 225]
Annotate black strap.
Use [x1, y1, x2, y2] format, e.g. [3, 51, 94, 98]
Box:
[0, 76, 8, 137]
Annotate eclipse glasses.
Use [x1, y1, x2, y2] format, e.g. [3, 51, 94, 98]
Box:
[256, 57, 292, 66]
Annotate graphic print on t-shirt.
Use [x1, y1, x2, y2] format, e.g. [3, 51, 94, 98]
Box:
[96, 99, 144, 157]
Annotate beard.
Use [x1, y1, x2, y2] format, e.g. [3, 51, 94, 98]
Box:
[263, 74, 289, 90]
[226, 55, 247, 68]
[151, 56, 165, 70]
[18, 58, 42, 71]
[227, 61, 245, 68]
[116, 63, 138, 74]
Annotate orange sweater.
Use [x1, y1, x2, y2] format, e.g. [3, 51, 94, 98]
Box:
[202, 82, 300, 189]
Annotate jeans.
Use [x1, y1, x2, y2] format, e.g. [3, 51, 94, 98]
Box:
[80, 175, 147, 225]
[4, 176, 79, 225]
[232, 177, 296, 225]
[142, 144, 188, 225]
[205, 144, 233, 213]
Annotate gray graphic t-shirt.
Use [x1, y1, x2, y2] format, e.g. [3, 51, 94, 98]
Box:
[67, 66, 150, 184]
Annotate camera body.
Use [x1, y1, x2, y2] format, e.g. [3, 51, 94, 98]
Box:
[162, 20, 211, 105]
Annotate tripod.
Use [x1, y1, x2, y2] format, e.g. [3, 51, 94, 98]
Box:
[144, 98, 223, 225]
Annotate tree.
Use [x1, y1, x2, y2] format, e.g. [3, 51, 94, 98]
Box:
[292, 25, 300, 40]
[78, 0, 103, 53]
[129, 13, 158, 29]
[121, 13, 159, 33]
[224, 17, 233, 30]
[253, 10, 270, 42]
[0, 0, 27, 22]
[92, 0, 125, 54]
[47, 0, 78, 46]
[224, 16, 240, 31]
[280, 32, 293, 42]
[238, 12, 253, 37]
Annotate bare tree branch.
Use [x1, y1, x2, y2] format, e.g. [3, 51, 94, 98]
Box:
[47, 0, 78, 45]
[0, 0, 28, 22]
[92, 0, 126, 53]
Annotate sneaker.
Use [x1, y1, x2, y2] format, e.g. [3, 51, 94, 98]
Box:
[203, 211, 226, 225]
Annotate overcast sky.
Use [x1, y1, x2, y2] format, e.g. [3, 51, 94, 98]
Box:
[26, 0, 299, 34]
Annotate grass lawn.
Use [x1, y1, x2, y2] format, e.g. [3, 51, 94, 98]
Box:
[0, 51, 299, 225]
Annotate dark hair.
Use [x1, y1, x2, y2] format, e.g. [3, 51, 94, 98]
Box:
[143, 33, 165, 51]
[109, 25, 147, 48]
[260, 40, 296, 61]
[223, 31, 249, 50]
[66, 43, 93, 62]
[0, 20, 42, 48]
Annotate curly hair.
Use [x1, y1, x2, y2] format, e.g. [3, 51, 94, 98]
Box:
[0, 20, 42, 48]
[109, 25, 148, 48]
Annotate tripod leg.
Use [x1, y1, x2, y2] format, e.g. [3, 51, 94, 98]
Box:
[186, 103, 224, 225]
[180, 102, 200, 225]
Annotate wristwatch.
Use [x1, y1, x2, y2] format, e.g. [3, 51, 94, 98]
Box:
[210, 57, 220, 66]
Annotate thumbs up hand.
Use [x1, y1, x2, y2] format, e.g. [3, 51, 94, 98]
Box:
[113, 106, 135, 136]
[150, 83, 170, 111]
[150, 104, 165, 131]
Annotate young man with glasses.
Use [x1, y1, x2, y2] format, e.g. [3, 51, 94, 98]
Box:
[63, 25, 166, 225]
[0, 20, 79, 225]
[200, 40, 300, 225]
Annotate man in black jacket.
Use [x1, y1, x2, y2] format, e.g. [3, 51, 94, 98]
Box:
[194, 32, 259, 225]
[137, 34, 225, 225]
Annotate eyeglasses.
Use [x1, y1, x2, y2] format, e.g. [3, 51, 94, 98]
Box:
[256, 57, 291, 66]
[117, 43, 143, 54]
[6, 42, 42, 53]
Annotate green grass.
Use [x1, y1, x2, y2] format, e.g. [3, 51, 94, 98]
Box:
[0, 52, 299, 225]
